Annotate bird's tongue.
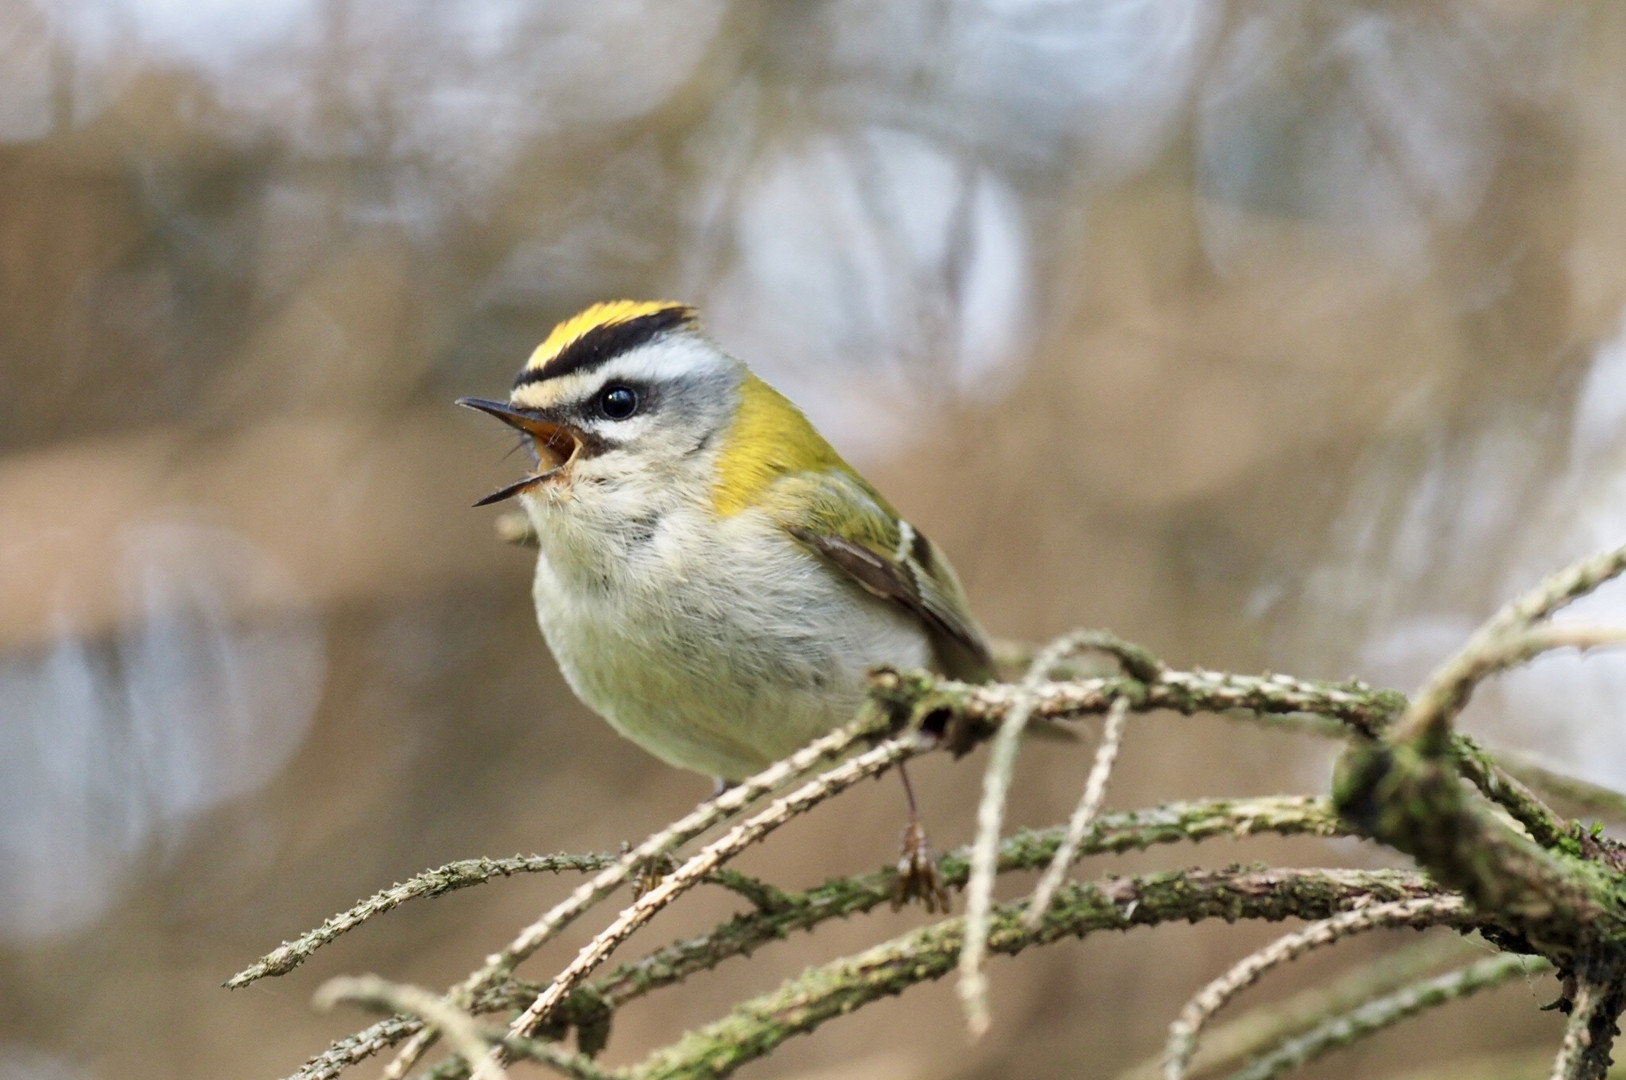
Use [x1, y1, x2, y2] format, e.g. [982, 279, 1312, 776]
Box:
[533, 425, 579, 472]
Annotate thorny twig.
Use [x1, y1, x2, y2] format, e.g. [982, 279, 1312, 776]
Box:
[485, 736, 920, 1071]
[1025, 694, 1131, 928]
[1227, 951, 1550, 1080]
[1163, 897, 1472, 1080]
[1115, 935, 1486, 1080]
[286, 797, 1348, 1080]
[316, 975, 506, 1080]
[379, 714, 895, 1077]
[961, 631, 1166, 1035]
[245, 543, 1626, 1080]
[1549, 972, 1626, 1080]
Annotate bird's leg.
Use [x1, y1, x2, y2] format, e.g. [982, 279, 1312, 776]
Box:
[625, 841, 675, 900]
[633, 779, 733, 898]
[892, 761, 950, 912]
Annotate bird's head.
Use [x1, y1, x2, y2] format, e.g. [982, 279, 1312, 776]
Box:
[458, 300, 741, 507]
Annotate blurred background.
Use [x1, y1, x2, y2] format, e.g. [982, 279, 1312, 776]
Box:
[5, 1, 1626, 1078]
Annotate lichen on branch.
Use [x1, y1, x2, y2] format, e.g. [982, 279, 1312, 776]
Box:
[240, 542, 1626, 1080]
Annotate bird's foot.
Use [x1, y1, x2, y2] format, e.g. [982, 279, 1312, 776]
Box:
[621, 841, 674, 900]
[893, 817, 951, 913]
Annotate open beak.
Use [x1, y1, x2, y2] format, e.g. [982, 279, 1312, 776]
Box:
[456, 397, 583, 506]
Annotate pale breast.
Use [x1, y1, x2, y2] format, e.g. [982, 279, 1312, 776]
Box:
[528, 502, 931, 780]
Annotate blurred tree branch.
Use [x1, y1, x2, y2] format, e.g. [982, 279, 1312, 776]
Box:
[235, 542, 1626, 1080]
[1224, 952, 1551, 1080]
[1116, 935, 1517, 1080]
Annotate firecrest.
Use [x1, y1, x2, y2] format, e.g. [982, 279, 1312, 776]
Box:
[457, 300, 994, 791]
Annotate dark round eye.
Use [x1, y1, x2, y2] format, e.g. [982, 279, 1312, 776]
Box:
[598, 384, 639, 420]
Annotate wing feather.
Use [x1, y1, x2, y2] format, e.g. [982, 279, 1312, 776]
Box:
[774, 472, 995, 683]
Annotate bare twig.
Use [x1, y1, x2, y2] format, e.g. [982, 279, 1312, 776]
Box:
[230, 854, 619, 988]
[961, 632, 1122, 1037]
[1228, 952, 1549, 1080]
[626, 868, 1448, 1080]
[1487, 546, 1626, 636]
[1553, 979, 1602, 1080]
[1550, 972, 1626, 1080]
[285, 797, 1349, 1080]
[1164, 897, 1471, 1080]
[987, 631, 1167, 684]
[1115, 935, 1482, 1080]
[1397, 623, 1626, 751]
[1025, 695, 1131, 928]
[1387, 542, 1626, 755]
[382, 714, 893, 1078]
[1497, 753, 1626, 823]
[233, 856, 795, 991]
[316, 975, 506, 1080]
[489, 735, 920, 1069]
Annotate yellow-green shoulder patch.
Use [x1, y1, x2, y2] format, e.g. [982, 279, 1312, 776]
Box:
[710, 374, 849, 517]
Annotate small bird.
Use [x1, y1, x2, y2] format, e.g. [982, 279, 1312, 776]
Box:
[459, 300, 994, 906]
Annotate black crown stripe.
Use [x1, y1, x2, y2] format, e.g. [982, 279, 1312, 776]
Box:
[513, 305, 696, 390]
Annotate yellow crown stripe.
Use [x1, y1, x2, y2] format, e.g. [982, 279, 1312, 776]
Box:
[525, 300, 691, 372]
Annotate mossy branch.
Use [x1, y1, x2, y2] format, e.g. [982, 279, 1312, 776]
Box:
[1227, 952, 1551, 1080]
[1335, 740, 1626, 955]
[1551, 969, 1626, 1080]
[286, 796, 1347, 1079]
[623, 869, 1448, 1080]
[1115, 935, 1492, 1080]
[1334, 543, 1626, 960]
[418, 867, 1449, 1080]
[245, 542, 1626, 1080]
[229, 854, 622, 988]
[1164, 897, 1473, 1080]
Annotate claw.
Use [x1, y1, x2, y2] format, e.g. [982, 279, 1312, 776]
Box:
[893, 817, 951, 913]
[620, 841, 671, 900]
